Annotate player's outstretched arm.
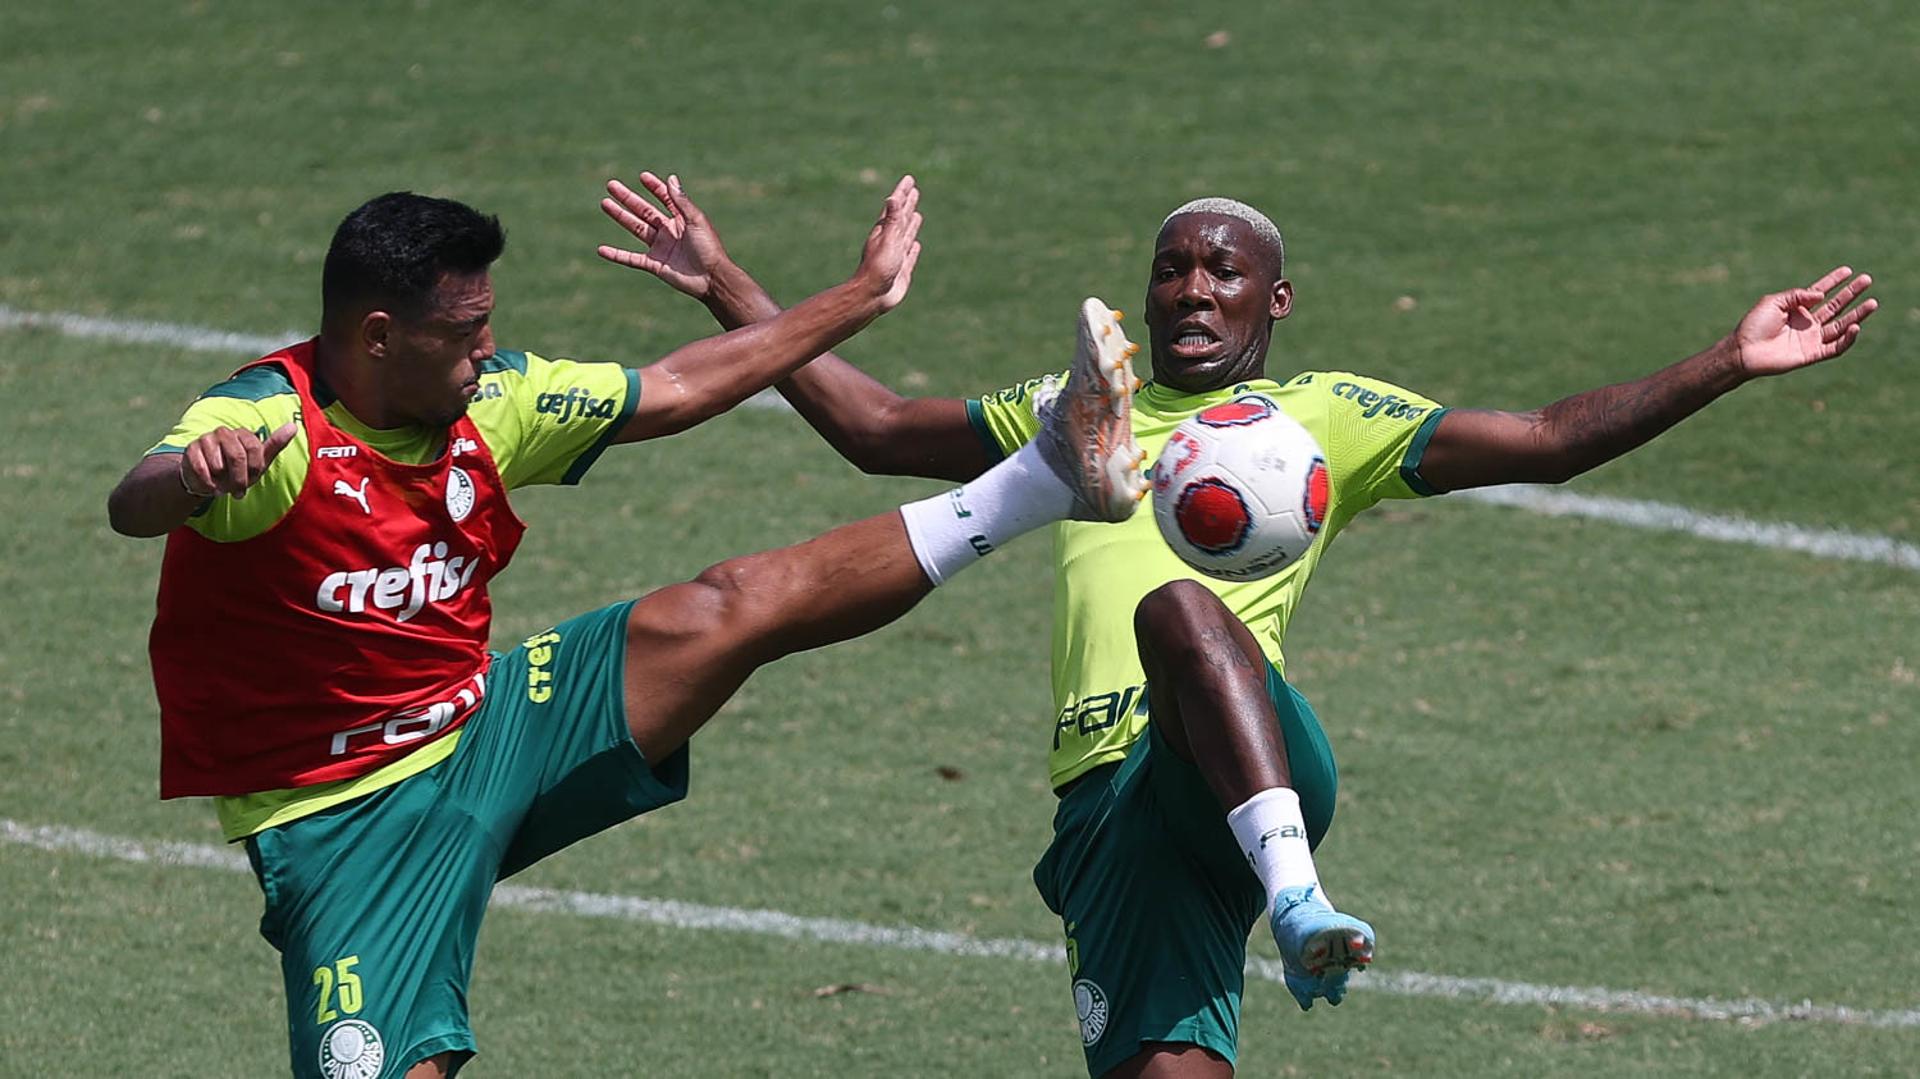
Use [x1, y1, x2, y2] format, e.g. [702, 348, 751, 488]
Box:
[598, 171, 990, 479]
[768, 311, 993, 482]
[1417, 267, 1877, 492]
[107, 422, 298, 537]
[598, 174, 923, 443]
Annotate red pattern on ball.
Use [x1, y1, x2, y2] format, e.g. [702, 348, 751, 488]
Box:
[1303, 457, 1329, 533]
[1175, 479, 1252, 553]
[1195, 397, 1275, 428]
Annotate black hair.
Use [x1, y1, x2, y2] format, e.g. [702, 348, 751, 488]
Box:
[321, 192, 505, 322]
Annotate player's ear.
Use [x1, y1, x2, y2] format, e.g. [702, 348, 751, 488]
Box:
[1270, 279, 1293, 321]
[360, 310, 392, 359]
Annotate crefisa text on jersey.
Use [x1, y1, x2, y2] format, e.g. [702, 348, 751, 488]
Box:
[533, 386, 618, 424]
[1329, 381, 1429, 422]
[314, 541, 480, 622]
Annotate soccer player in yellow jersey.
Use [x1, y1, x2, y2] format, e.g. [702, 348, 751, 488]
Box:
[608, 175, 1879, 1078]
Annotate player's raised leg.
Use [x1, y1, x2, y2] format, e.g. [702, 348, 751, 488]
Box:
[619, 298, 1146, 764]
[1133, 580, 1373, 1014]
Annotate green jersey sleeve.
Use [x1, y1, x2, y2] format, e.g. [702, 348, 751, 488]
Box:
[145, 368, 308, 542]
[970, 372, 1063, 458]
[1299, 371, 1447, 512]
[469, 350, 640, 489]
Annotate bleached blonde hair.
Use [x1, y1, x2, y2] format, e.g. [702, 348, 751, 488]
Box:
[1161, 198, 1284, 276]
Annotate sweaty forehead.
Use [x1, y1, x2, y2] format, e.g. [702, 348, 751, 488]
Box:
[1155, 214, 1265, 260]
[429, 271, 494, 322]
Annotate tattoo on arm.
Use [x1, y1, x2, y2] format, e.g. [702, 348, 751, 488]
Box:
[1198, 625, 1256, 672]
[1434, 338, 1746, 490]
[1540, 359, 1713, 460]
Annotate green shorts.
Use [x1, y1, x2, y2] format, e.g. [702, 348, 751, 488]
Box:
[1032, 664, 1336, 1078]
[244, 600, 687, 1079]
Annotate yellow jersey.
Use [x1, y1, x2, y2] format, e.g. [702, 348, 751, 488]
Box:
[970, 371, 1447, 789]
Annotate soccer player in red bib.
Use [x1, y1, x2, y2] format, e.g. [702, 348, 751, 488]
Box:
[612, 176, 1879, 1078]
[110, 176, 1155, 1077]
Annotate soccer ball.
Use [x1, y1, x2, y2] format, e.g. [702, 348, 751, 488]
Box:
[1151, 393, 1329, 582]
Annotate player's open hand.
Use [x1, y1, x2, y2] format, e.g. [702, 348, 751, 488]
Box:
[1734, 266, 1878, 377]
[179, 422, 297, 500]
[855, 175, 923, 313]
[597, 172, 730, 300]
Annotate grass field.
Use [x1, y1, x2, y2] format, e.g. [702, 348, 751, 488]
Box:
[3, 2, 1917, 1075]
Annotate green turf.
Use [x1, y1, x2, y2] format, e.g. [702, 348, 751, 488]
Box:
[3, 0, 1916, 1075]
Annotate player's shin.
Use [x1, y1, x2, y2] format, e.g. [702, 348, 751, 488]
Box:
[1226, 786, 1324, 905]
[898, 438, 1074, 585]
[1233, 783, 1373, 1008]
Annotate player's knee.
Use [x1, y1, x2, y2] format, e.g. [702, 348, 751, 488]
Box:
[1133, 579, 1228, 654]
[680, 555, 791, 659]
[685, 558, 755, 629]
[629, 552, 803, 672]
[625, 560, 749, 647]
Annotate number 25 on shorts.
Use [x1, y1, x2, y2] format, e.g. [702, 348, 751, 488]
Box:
[312, 955, 365, 1024]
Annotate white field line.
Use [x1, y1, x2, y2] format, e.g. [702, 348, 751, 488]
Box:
[0, 303, 795, 412]
[15, 305, 1916, 1027]
[1456, 485, 1920, 571]
[7, 819, 1917, 1031]
[0, 304, 300, 358]
[7, 304, 1916, 571]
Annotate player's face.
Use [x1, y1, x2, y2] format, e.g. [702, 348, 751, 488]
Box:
[1143, 214, 1291, 393]
[383, 271, 495, 428]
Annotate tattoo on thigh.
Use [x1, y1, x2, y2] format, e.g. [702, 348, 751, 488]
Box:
[1198, 625, 1255, 671]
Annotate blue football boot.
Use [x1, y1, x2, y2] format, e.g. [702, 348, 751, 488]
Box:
[1269, 885, 1375, 1011]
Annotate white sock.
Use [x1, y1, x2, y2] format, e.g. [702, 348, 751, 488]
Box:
[1226, 786, 1324, 906]
[899, 439, 1075, 585]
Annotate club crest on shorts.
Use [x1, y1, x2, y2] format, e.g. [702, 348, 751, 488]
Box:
[445, 466, 476, 522]
[317, 1019, 384, 1079]
[1072, 978, 1109, 1046]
